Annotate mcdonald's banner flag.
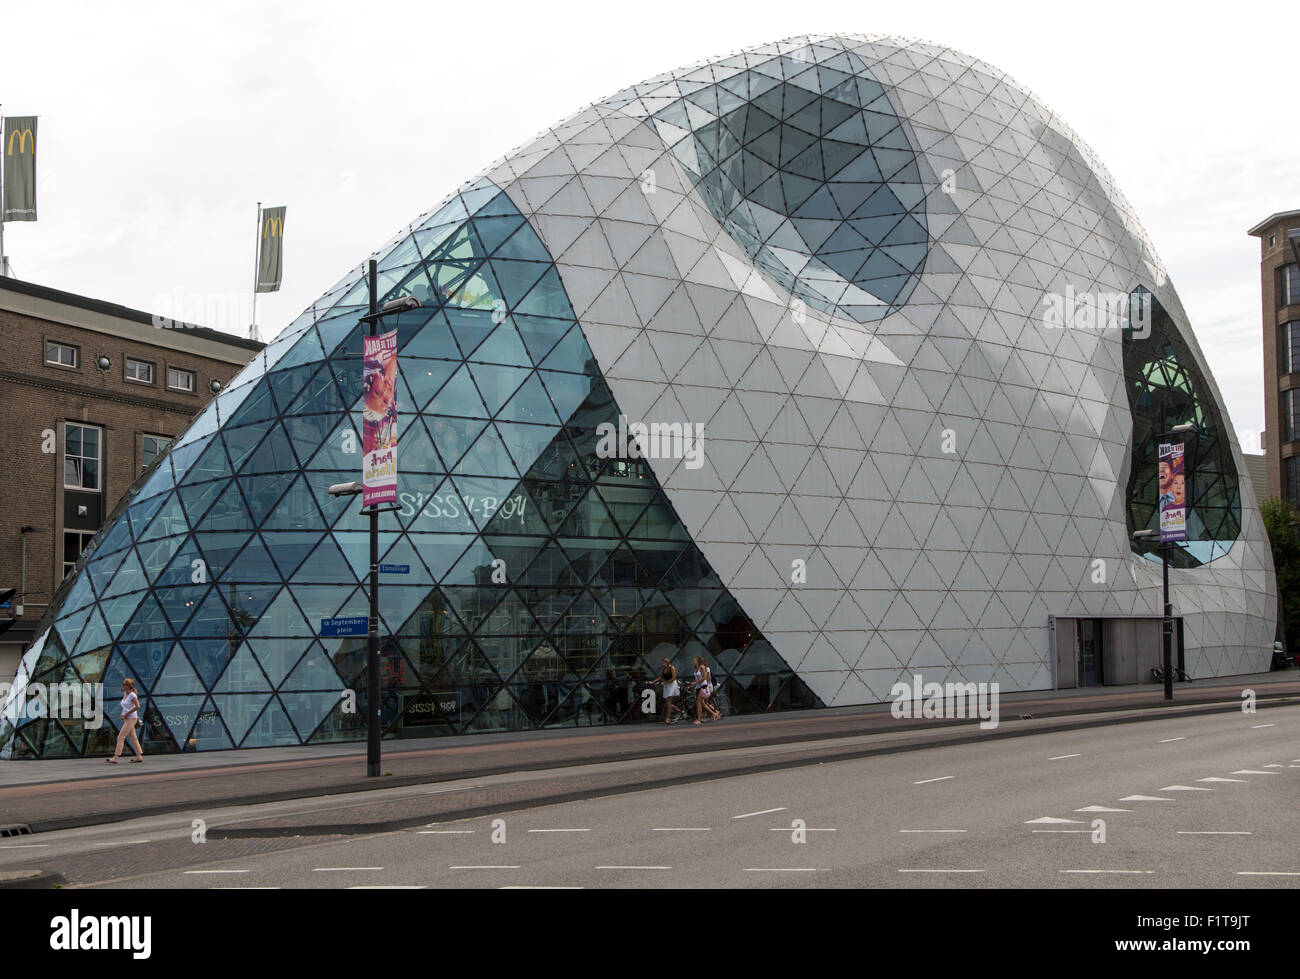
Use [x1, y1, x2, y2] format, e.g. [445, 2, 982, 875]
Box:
[3, 116, 37, 222]
[255, 205, 285, 293]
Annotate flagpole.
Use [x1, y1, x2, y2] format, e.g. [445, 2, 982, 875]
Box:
[250, 201, 262, 341]
[0, 103, 7, 277]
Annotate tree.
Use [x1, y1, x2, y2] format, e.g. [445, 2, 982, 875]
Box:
[1258, 496, 1300, 656]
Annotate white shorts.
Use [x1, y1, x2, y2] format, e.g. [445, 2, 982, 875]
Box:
[664, 681, 680, 698]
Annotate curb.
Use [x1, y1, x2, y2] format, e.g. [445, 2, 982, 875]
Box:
[0, 869, 68, 889]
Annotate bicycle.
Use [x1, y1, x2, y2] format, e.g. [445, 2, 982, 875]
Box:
[1150, 665, 1192, 683]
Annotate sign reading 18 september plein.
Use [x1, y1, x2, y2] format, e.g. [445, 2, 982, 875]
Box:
[363, 328, 399, 506]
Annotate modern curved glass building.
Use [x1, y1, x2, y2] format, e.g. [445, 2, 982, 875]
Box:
[1, 35, 1275, 757]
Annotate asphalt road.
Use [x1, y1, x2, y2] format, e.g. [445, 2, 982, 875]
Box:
[4, 703, 1295, 889]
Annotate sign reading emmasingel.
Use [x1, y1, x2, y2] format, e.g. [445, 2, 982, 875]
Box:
[1159, 442, 1187, 542]
[363, 328, 399, 506]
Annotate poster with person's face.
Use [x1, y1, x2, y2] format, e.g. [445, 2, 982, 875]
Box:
[363, 329, 399, 506]
[1159, 442, 1186, 542]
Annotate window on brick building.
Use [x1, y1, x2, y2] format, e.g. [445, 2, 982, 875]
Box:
[125, 358, 155, 384]
[167, 366, 196, 392]
[1286, 456, 1300, 509]
[64, 422, 102, 491]
[1283, 263, 1300, 308]
[1281, 321, 1300, 375]
[62, 530, 96, 579]
[141, 434, 171, 472]
[44, 339, 79, 368]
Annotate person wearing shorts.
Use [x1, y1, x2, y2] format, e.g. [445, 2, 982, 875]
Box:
[691, 656, 720, 724]
[648, 658, 682, 723]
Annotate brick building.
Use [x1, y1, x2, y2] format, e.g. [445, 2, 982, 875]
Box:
[0, 277, 262, 679]
[1248, 209, 1300, 504]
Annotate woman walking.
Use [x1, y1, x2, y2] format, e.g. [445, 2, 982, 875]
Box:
[649, 658, 682, 723]
[691, 656, 720, 725]
[107, 678, 144, 764]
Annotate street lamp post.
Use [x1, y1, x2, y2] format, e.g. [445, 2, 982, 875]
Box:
[1134, 403, 1198, 702]
[328, 259, 419, 777]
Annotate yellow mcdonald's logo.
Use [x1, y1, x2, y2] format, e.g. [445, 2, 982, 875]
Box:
[263, 215, 283, 238]
[6, 128, 33, 155]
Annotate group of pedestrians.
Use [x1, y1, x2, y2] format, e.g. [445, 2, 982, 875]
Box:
[648, 656, 721, 725]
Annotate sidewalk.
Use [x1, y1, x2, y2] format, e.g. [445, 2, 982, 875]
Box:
[1, 672, 1296, 834]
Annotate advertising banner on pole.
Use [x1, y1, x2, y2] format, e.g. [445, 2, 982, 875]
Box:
[362, 328, 399, 506]
[255, 205, 286, 292]
[3, 116, 38, 221]
[1159, 442, 1186, 542]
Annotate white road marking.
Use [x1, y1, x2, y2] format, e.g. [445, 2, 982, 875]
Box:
[1119, 795, 1175, 801]
[733, 808, 786, 819]
[1231, 770, 1279, 775]
[1049, 754, 1081, 760]
[1025, 817, 1083, 824]
[450, 865, 520, 870]
[1198, 777, 1246, 783]
[1177, 831, 1251, 836]
[1061, 869, 1154, 875]
[1075, 806, 1131, 812]
[1263, 764, 1284, 768]
[744, 867, 821, 872]
[913, 776, 955, 785]
[1158, 785, 1211, 792]
[899, 829, 967, 834]
[1158, 738, 1186, 743]
[93, 840, 151, 847]
[898, 868, 984, 874]
[769, 827, 836, 832]
[527, 828, 590, 833]
[595, 865, 671, 870]
[350, 885, 426, 889]
[0, 844, 49, 849]
[1250, 724, 1275, 729]
[184, 870, 250, 875]
[1236, 871, 1300, 877]
[312, 867, 384, 872]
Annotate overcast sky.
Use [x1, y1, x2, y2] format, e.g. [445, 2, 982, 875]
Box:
[3, 0, 1296, 449]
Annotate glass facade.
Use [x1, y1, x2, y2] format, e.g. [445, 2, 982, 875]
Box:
[1124, 289, 1242, 567]
[0, 180, 817, 758]
[634, 48, 928, 324]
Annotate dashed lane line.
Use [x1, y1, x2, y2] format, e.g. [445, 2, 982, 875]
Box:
[1177, 831, 1251, 835]
[733, 808, 786, 819]
[913, 776, 955, 785]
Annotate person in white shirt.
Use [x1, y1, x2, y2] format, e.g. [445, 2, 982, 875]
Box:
[107, 678, 144, 764]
